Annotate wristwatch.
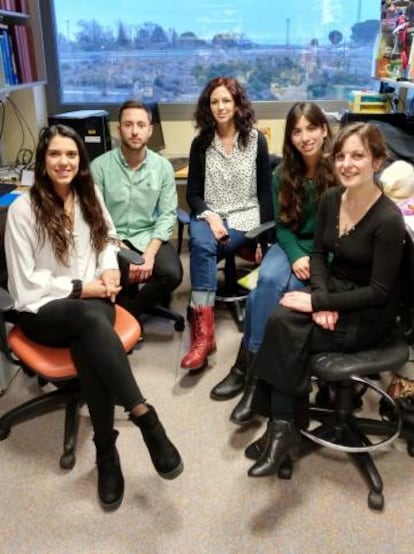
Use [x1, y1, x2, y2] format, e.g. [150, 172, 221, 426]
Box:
[69, 279, 83, 299]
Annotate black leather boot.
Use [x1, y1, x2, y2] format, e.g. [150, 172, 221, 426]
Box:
[131, 405, 184, 480]
[229, 361, 257, 425]
[244, 428, 269, 460]
[94, 429, 124, 511]
[210, 339, 250, 400]
[248, 419, 301, 477]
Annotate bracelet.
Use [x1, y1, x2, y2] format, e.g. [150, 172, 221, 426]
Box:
[69, 279, 83, 299]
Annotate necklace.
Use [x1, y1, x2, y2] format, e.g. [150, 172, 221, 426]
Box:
[338, 190, 380, 237]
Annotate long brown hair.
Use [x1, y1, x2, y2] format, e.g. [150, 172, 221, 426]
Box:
[279, 102, 336, 231]
[31, 124, 109, 264]
[194, 76, 256, 152]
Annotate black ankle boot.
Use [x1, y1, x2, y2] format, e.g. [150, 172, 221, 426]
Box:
[131, 405, 183, 480]
[229, 361, 257, 425]
[94, 430, 124, 511]
[248, 419, 301, 477]
[244, 428, 269, 460]
[210, 340, 250, 401]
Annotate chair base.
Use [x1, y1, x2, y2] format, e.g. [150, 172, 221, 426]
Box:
[215, 285, 248, 332]
[0, 385, 82, 470]
[149, 305, 185, 332]
[299, 411, 387, 510]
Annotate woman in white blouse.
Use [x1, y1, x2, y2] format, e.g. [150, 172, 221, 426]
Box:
[5, 124, 183, 511]
[181, 76, 273, 372]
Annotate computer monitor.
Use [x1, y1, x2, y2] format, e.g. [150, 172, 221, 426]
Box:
[147, 102, 166, 153]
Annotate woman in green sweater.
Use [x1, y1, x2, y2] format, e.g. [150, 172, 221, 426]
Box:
[210, 102, 336, 424]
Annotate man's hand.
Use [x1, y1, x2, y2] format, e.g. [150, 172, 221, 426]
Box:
[312, 310, 339, 331]
[291, 256, 310, 281]
[279, 290, 312, 312]
[129, 254, 155, 283]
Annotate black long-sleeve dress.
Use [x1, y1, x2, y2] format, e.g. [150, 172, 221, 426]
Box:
[251, 186, 406, 412]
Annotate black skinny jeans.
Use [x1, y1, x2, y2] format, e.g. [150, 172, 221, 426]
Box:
[123, 241, 183, 317]
[18, 298, 145, 444]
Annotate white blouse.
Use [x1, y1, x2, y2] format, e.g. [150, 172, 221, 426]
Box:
[204, 128, 260, 231]
[5, 187, 119, 313]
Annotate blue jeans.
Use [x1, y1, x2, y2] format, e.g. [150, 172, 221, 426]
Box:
[244, 244, 307, 353]
[189, 217, 247, 291]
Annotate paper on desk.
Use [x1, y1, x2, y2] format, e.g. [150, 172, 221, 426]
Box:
[20, 169, 34, 187]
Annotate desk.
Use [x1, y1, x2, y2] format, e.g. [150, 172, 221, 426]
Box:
[174, 165, 189, 186]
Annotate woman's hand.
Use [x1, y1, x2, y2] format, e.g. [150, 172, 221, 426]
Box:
[205, 213, 229, 242]
[312, 310, 339, 331]
[255, 243, 263, 264]
[291, 256, 310, 281]
[83, 275, 121, 303]
[100, 269, 121, 302]
[279, 290, 312, 312]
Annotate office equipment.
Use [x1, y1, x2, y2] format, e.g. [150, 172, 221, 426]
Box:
[48, 110, 111, 161]
[0, 183, 16, 196]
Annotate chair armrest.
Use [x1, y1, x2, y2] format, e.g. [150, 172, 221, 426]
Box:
[117, 250, 144, 290]
[0, 287, 14, 312]
[177, 207, 191, 225]
[245, 221, 275, 240]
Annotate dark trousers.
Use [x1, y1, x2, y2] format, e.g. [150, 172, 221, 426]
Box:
[123, 241, 183, 317]
[252, 304, 390, 418]
[18, 299, 145, 444]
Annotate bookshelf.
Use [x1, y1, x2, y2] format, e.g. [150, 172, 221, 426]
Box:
[0, 0, 46, 93]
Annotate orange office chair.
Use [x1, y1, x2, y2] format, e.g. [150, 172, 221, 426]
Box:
[0, 249, 142, 470]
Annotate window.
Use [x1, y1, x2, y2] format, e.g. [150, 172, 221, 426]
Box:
[42, 0, 381, 119]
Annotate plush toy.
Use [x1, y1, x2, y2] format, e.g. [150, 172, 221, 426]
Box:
[380, 160, 414, 205]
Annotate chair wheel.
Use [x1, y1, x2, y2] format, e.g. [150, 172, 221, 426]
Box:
[174, 319, 185, 332]
[407, 441, 414, 457]
[368, 491, 384, 511]
[0, 425, 10, 440]
[278, 457, 293, 480]
[60, 452, 76, 470]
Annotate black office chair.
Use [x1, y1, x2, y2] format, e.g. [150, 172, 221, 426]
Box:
[118, 249, 185, 332]
[276, 226, 414, 511]
[177, 154, 280, 331]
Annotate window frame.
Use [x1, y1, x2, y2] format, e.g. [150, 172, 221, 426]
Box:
[41, 0, 350, 121]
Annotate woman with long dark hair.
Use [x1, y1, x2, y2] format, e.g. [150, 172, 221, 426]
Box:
[181, 76, 272, 372]
[5, 125, 183, 511]
[210, 102, 336, 425]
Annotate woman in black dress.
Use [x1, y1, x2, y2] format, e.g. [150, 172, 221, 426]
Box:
[246, 122, 406, 477]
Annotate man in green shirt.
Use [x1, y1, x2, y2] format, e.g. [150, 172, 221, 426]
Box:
[91, 99, 182, 321]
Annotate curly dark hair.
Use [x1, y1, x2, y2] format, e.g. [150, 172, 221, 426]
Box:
[193, 76, 256, 152]
[31, 124, 110, 264]
[279, 101, 336, 232]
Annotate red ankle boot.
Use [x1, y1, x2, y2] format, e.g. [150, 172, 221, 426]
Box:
[181, 306, 216, 371]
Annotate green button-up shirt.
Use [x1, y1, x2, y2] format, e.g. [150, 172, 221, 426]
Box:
[91, 147, 177, 252]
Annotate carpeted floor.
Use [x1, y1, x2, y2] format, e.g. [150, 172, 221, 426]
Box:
[1, 250, 413, 554]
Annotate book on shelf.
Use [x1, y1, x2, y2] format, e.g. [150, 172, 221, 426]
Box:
[0, 24, 19, 85]
[0, 1, 17, 11]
